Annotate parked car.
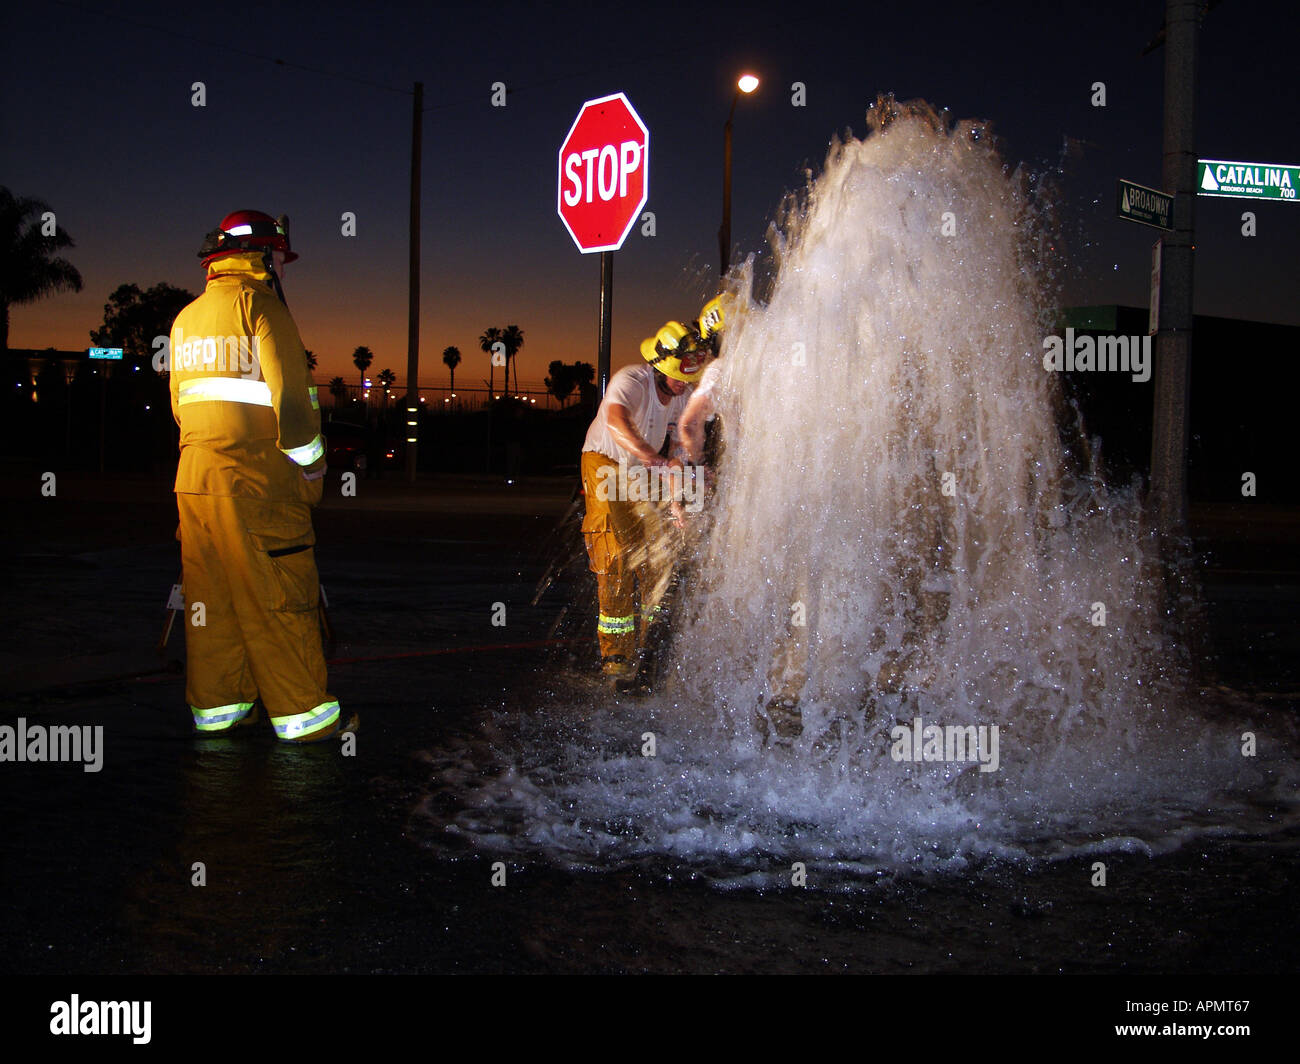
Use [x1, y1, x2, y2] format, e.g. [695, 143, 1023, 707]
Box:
[324, 420, 404, 471]
[324, 421, 366, 471]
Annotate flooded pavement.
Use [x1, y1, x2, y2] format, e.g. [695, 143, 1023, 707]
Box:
[1, 471, 1298, 975]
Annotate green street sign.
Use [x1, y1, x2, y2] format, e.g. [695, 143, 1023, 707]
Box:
[1116, 178, 1173, 230]
[1199, 159, 1298, 202]
[88, 347, 124, 360]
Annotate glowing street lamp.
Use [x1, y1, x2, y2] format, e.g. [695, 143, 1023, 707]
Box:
[720, 72, 760, 275]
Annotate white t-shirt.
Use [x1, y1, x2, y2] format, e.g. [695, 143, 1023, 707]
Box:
[583, 364, 691, 465]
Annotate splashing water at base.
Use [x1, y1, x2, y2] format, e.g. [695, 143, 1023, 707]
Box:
[415, 100, 1300, 887]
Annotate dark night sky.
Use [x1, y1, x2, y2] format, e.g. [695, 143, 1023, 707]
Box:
[3, 0, 1297, 388]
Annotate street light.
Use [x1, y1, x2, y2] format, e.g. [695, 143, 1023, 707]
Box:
[720, 72, 760, 275]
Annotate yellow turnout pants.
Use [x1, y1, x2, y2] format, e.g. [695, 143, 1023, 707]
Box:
[580, 451, 673, 667]
[177, 492, 339, 740]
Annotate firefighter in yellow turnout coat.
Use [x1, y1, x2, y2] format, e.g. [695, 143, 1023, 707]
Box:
[169, 210, 348, 743]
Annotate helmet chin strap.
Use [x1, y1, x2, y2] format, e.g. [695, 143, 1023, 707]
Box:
[263, 250, 289, 307]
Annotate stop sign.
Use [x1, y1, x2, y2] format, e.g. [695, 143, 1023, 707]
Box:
[557, 92, 649, 253]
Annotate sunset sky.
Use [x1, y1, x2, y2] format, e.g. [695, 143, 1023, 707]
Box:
[4, 0, 1296, 391]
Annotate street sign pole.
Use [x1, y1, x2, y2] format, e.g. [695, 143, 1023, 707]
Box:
[88, 347, 123, 477]
[598, 251, 613, 400]
[99, 363, 109, 477]
[1149, 239, 1162, 336]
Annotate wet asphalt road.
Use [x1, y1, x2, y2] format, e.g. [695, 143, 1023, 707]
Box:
[1, 470, 1297, 974]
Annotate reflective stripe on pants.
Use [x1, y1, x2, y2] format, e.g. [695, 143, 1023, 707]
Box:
[597, 613, 635, 635]
[272, 700, 340, 741]
[192, 701, 254, 732]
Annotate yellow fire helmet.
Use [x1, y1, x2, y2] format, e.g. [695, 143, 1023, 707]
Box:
[640, 321, 707, 382]
[698, 295, 726, 339]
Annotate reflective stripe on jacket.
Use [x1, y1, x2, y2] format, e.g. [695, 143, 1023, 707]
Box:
[169, 252, 323, 500]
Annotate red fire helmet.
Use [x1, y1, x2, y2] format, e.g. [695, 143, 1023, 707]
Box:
[199, 210, 298, 267]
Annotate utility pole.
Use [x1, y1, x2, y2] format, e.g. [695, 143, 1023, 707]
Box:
[404, 81, 423, 483]
[1149, 0, 1207, 671]
[1150, 0, 1200, 540]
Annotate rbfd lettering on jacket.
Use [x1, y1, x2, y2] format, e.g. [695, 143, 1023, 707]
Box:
[168, 327, 262, 378]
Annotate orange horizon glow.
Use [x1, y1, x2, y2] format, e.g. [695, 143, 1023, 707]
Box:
[9, 296, 655, 391]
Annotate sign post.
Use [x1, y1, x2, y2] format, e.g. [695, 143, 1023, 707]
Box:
[1149, 240, 1162, 336]
[88, 348, 122, 475]
[557, 92, 649, 400]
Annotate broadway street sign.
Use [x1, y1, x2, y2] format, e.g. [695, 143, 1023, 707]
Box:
[1116, 178, 1173, 230]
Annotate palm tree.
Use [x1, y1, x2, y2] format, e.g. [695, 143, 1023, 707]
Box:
[328, 376, 348, 408]
[442, 345, 461, 393]
[478, 327, 502, 401]
[500, 324, 525, 396]
[573, 360, 597, 410]
[305, 349, 317, 371]
[376, 367, 396, 409]
[545, 360, 576, 408]
[1, 187, 84, 352]
[352, 345, 374, 390]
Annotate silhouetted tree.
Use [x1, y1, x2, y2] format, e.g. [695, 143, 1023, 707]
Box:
[574, 360, 597, 409]
[90, 282, 197, 366]
[376, 367, 396, 409]
[479, 327, 502, 400]
[500, 324, 525, 395]
[352, 345, 374, 388]
[442, 345, 461, 392]
[329, 376, 348, 407]
[545, 360, 577, 407]
[305, 349, 317, 371]
[0, 187, 84, 352]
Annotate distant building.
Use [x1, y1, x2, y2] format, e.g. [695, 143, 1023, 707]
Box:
[2, 348, 117, 402]
[1059, 307, 1298, 502]
[1, 347, 167, 471]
